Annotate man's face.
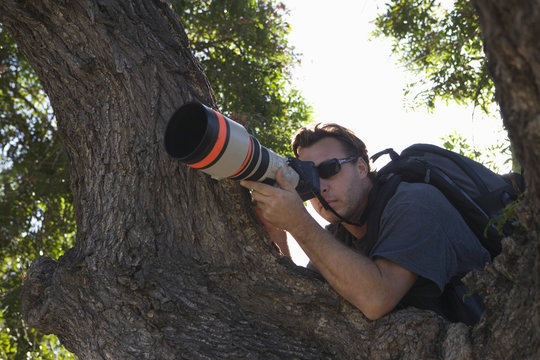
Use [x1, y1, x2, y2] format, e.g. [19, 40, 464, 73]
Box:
[297, 137, 372, 224]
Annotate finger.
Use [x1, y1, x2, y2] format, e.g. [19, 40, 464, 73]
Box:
[239, 179, 255, 189]
[250, 189, 265, 202]
[253, 203, 273, 227]
[275, 167, 296, 191]
[253, 203, 263, 216]
[240, 179, 276, 196]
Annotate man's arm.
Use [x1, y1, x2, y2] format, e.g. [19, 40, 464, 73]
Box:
[285, 214, 417, 320]
[240, 169, 417, 320]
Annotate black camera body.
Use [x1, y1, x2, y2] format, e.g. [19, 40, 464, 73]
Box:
[286, 157, 320, 201]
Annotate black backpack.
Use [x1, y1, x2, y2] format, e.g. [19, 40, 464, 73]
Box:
[361, 143, 525, 260]
[358, 144, 525, 325]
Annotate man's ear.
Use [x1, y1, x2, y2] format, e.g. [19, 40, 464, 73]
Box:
[357, 158, 369, 177]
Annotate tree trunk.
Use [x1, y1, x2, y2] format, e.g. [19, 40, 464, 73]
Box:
[0, 0, 538, 358]
[468, 1, 540, 357]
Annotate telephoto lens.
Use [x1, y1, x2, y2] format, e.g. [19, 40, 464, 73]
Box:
[164, 102, 300, 187]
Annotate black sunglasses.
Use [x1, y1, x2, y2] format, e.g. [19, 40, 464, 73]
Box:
[316, 157, 357, 179]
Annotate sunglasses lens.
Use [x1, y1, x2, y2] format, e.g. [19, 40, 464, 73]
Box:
[318, 159, 340, 179]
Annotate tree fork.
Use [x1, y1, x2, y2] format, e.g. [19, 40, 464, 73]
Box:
[1, 0, 539, 358]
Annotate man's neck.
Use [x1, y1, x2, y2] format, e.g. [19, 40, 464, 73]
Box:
[342, 222, 367, 239]
[341, 176, 373, 239]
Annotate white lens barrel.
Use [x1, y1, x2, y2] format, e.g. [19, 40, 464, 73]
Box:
[164, 102, 299, 188]
[204, 120, 251, 180]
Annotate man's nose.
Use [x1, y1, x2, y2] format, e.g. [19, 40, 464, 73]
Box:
[319, 178, 329, 193]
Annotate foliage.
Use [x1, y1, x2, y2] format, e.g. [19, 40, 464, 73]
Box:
[0, 1, 310, 358]
[0, 25, 77, 360]
[442, 132, 513, 173]
[169, 0, 311, 155]
[486, 194, 527, 239]
[374, 0, 519, 171]
[373, 0, 495, 113]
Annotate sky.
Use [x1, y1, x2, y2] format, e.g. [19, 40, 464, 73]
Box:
[281, 0, 510, 266]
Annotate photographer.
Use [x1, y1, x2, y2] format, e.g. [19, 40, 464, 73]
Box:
[240, 123, 490, 324]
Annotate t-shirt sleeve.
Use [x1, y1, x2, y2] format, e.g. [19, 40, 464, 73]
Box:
[369, 183, 490, 297]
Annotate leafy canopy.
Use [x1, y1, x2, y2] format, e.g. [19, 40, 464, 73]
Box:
[373, 0, 494, 113]
[0, 24, 76, 360]
[373, 0, 516, 170]
[170, 0, 311, 155]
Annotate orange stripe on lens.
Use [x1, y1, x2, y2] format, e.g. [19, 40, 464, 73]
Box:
[230, 137, 253, 177]
[189, 110, 227, 169]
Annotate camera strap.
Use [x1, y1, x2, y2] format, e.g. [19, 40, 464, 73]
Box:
[314, 192, 365, 227]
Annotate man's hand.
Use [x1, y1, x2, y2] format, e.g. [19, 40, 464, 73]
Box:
[253, 204, 290, 257]
[239, 167, 310, 234]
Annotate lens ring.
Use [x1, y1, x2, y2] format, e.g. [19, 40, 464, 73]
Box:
[245, 147, 270, 181]
[230, 135, 261, 180]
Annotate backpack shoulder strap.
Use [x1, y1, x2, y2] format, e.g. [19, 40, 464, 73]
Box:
[359, 173, 403, 255]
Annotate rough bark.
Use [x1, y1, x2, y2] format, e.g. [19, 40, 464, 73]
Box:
[469, 1, 540, 358]
[0, 0, 538, 359]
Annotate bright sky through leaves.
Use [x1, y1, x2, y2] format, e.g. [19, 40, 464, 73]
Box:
[283, 0, 510, 266]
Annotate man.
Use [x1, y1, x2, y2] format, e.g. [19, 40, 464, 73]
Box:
[240, 123, 490, 323]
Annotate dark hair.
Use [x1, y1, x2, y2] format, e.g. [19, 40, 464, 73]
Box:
[291, 123, 375, 177]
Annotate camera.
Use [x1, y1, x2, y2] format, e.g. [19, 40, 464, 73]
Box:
[163, 102, 320, 201]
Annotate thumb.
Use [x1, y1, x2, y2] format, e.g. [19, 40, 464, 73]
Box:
[275, 166, 297, 191]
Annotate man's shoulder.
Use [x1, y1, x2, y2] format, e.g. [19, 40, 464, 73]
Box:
[389, 181, 447, 207]
[379, 180, 474, 238]
[394, 181, 440, 195]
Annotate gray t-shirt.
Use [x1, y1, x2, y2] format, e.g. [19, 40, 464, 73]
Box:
[327, 182, 491, 323]
[370, 182, 490, 297]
